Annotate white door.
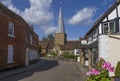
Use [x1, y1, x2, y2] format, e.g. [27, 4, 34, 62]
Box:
[8, 45, 14, 63]
[25, 48, 29, 66]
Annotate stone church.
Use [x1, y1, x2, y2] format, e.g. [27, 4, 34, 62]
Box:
[39, 5, 81, 56]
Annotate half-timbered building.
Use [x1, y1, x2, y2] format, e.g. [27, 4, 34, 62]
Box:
[80, 0, 120, 76]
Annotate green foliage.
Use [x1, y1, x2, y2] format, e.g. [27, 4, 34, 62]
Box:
[86, 70, 111, 81]
[49, 51, 57, 57]
[97, 58, 105, 70]
[42, 34, 54, 41]
[42, 37, 48, 41]
[62, 52, 77, 59]
[47, 34, 54, 40]
[115, 61, 120, 77]
[38, 45, 41, 54]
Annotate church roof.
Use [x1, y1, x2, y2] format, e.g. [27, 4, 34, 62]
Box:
[56, 5, 65, 33]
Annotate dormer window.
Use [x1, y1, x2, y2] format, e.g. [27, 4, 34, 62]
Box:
[8, 21, 14, 37]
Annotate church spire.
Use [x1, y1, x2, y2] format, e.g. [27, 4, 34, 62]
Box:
[56, 2, 65, 33]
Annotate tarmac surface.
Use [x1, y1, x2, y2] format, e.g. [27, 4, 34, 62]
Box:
[0, 58, 89, 81]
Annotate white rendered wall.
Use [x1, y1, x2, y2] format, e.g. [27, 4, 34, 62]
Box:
[119, 19, 120, 32]
[99, 23, 102, 34]
[108, 9, 117, 20]
[98, 35, 120, 76]
[118, 4, 120, 17]
[103, 17, 107, 22]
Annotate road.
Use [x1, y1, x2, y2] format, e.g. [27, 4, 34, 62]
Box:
[0, 59, 88, 81]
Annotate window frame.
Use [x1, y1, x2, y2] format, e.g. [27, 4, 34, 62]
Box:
[8, 21, 15, 37]
[103, 21, 116, 34]
[109, 21, 116, 33]
[103, 22, 109, 34]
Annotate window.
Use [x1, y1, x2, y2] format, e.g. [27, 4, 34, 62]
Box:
[103, 23, 108, 34]
[103, 21, 115, 34]
[109, 21, 115, 33]
[95, 28, 98, 37]
[8, 21, 14, 37]
[8, 45, 14, 63]
[88, 37, 92, 41]
[88, 34, 92, 42]
[30, 36, 32, 44]
[26, 34, 30, 43]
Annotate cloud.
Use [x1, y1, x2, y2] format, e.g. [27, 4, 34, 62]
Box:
[68, 7, 96, 25]
[0, 0, 12, 6]
[0, 0, 55, 35]
[21, 0, 53, 26]
[44, 26, 56, 35]
[0, 0, 20, 14]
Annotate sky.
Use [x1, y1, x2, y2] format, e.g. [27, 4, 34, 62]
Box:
[0, 0, 115, 40]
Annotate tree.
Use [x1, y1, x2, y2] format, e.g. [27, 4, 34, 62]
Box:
[42, 37, 48, 41]
[42, 34, 54, 41]
[48, 34, 54, 40]
[38, 45, 41, 54]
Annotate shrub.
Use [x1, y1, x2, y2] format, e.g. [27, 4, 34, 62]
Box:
[49, 51, 57, 57]
[115, 61, 120, 77]
[97, 58, 106, 71]
[62, 52, 76, 59]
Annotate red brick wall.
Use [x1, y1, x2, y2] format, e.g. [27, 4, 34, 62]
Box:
[0, 9, 38, 70]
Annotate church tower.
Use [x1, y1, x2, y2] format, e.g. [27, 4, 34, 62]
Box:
[54, 3, 67, 45]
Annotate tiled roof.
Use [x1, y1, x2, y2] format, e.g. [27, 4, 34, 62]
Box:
[39, 40, 81, 50]
[39, 41, 49, 49]
[39, 40, 54, 49]
[59, 41, 81, 50]
[48, 41, 54, 49]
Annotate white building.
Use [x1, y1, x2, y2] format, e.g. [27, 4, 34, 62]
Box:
[80, 0, 120, 76]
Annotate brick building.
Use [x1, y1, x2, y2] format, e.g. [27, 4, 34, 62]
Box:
[0, 3, 39, 70]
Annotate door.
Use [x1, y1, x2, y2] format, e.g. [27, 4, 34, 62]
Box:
[25, 48, 29, 66]
[8, 45, 14, 63]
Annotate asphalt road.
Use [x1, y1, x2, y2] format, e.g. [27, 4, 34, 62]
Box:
[0, 59, 88, 81]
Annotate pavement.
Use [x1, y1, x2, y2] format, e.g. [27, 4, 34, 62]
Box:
[76, 62, 89, 81]
[0, 59, 47, 80]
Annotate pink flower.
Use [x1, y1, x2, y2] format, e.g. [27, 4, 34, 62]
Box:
[102, 62, 114, 72]
[86, 69, 100, 76]
[108, 67, 114, 72]
[86, 71, 91, 76]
